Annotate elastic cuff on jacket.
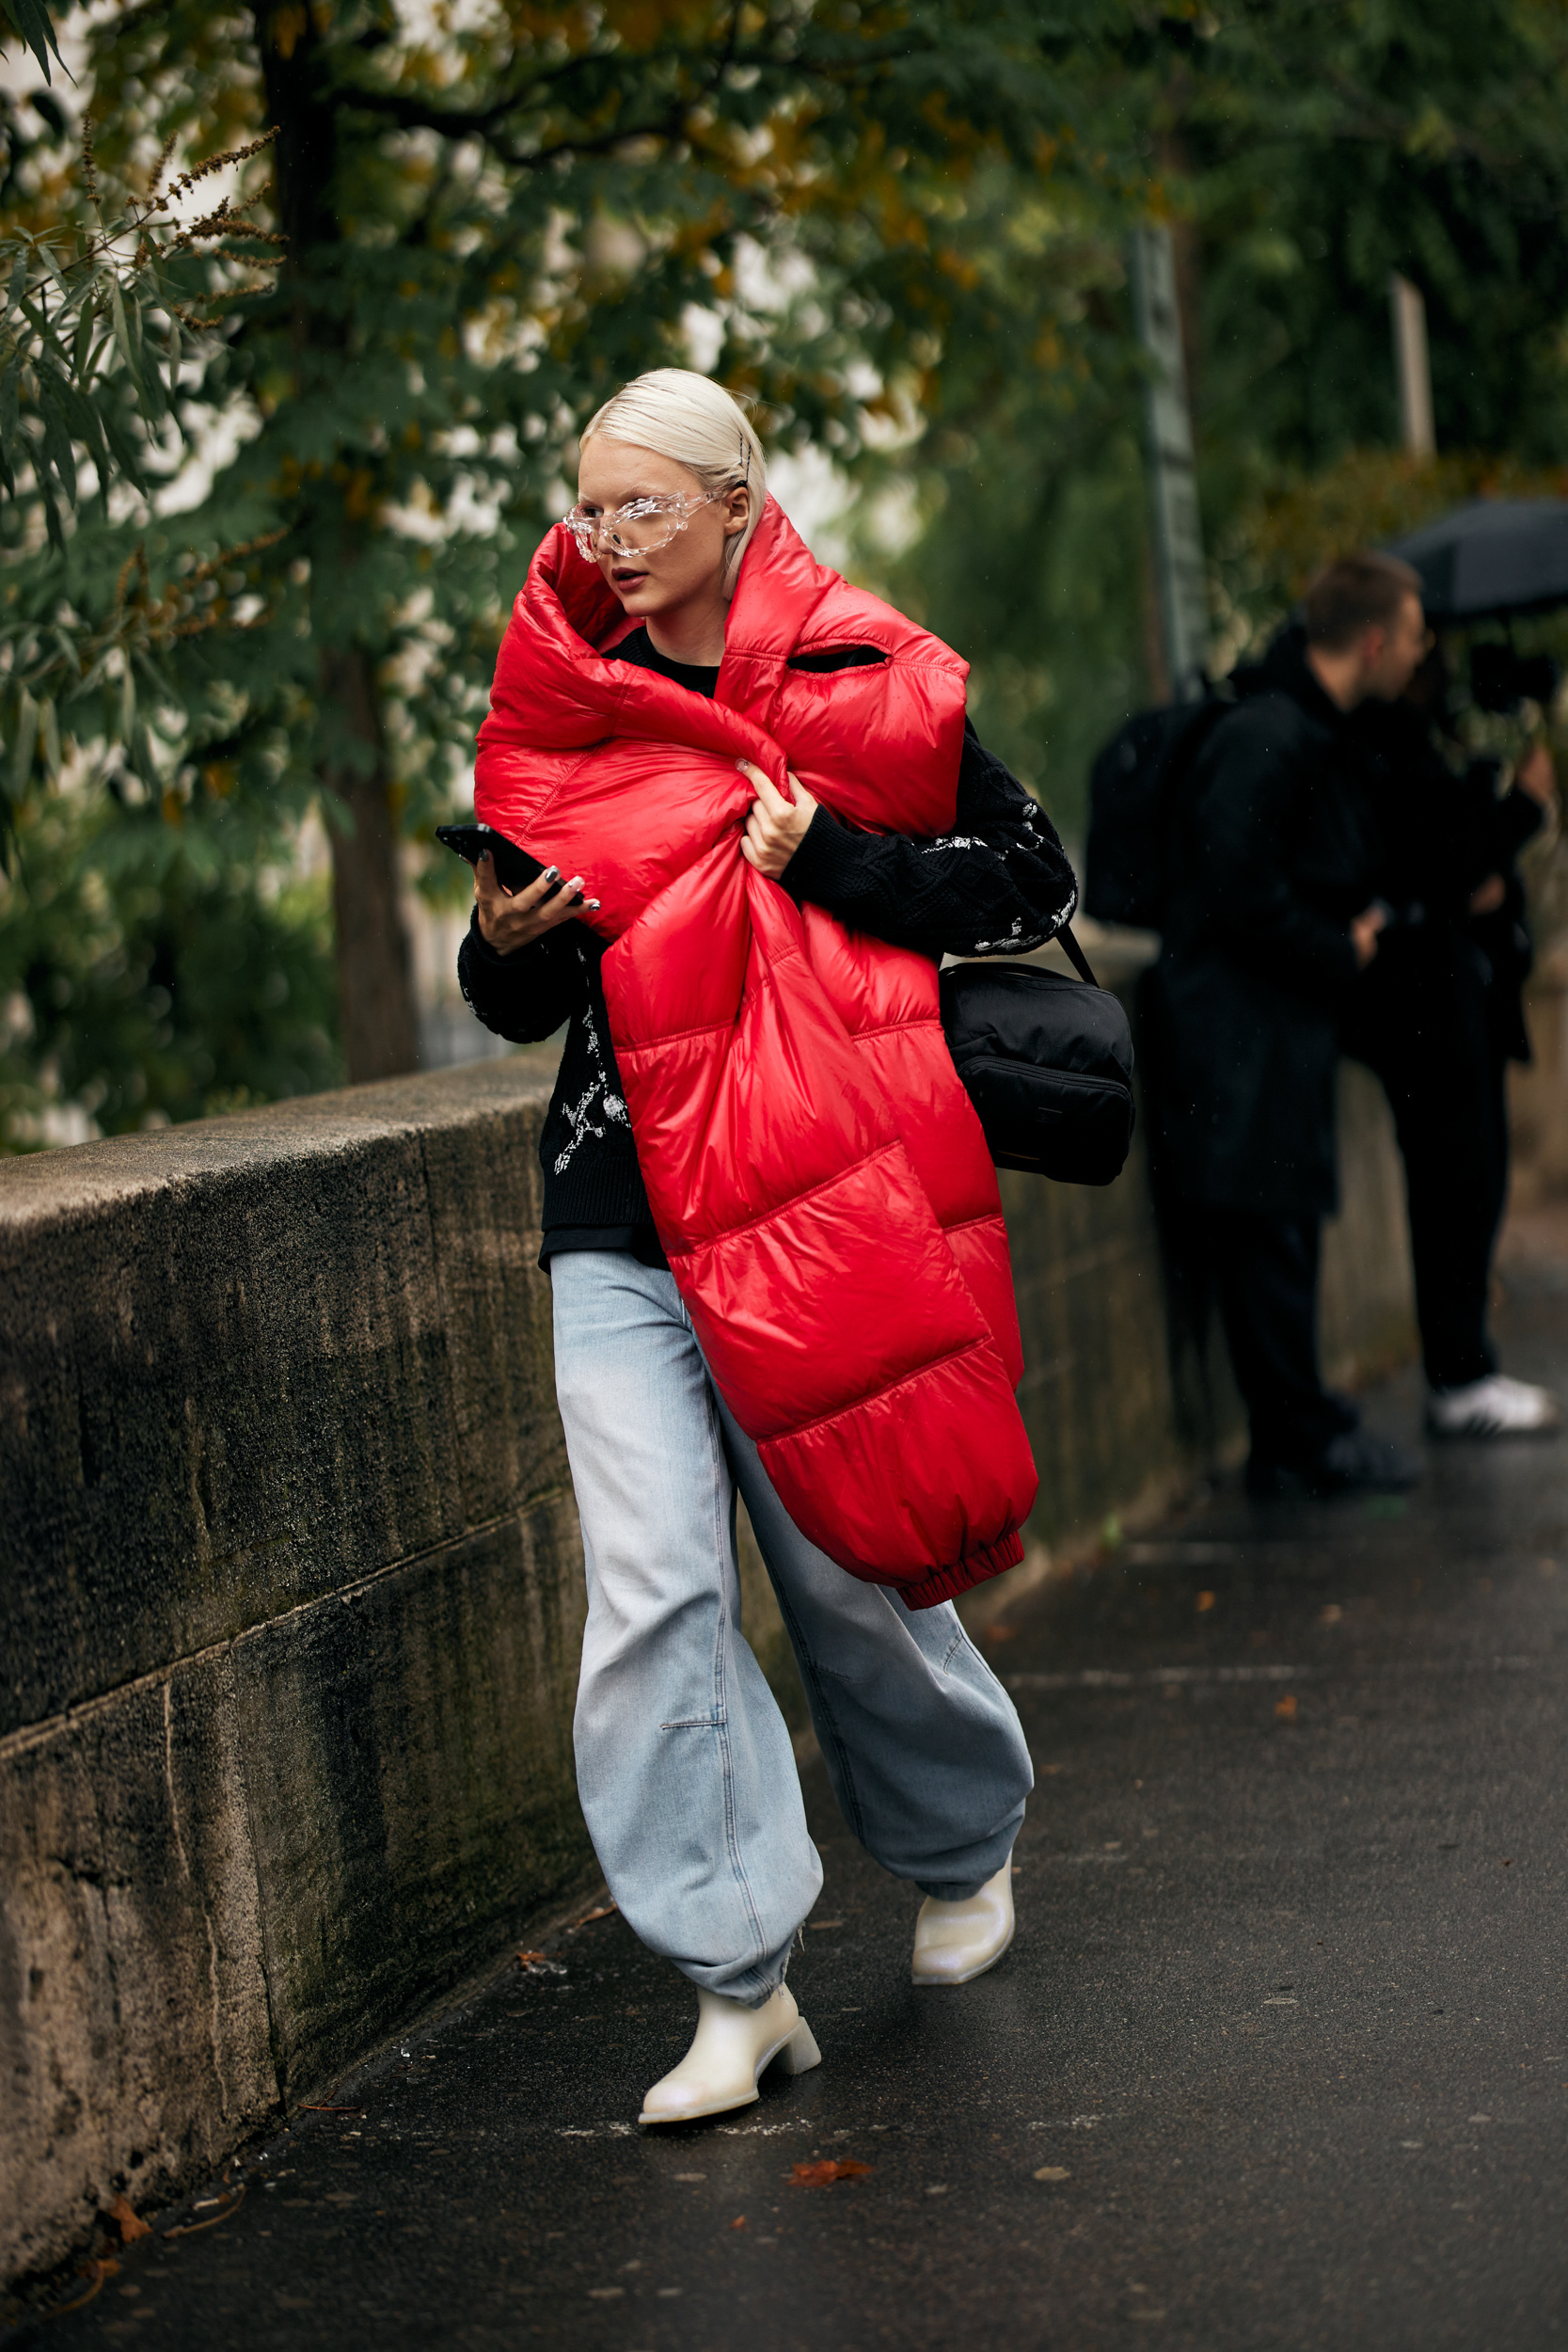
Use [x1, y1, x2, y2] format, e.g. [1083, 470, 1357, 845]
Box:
[898, 1527, 1024, 1612]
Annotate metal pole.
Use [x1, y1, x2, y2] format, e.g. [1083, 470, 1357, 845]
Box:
[1130, 223, 1209, 703]
[1389, 273, 1436, 456]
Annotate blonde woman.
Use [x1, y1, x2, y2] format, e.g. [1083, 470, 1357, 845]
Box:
[460, 370, 1076, 2125]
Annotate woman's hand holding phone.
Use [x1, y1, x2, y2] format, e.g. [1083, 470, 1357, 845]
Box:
[474, 852, 598, 954]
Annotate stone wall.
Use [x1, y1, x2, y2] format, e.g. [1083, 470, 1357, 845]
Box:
[0, 1057, 593, 2286]
[0, 1019, 1416, 2284]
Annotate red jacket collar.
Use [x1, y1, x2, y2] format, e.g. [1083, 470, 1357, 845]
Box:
[481, 496, 968, 806]
[485, 511, 783, 773]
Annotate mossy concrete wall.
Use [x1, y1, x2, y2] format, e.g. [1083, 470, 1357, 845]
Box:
[0, 1021, 1415, 2284]
[0, 1057, 592, 2287]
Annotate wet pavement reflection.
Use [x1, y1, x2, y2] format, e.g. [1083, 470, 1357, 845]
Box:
[20, 1262, 1568, 2351]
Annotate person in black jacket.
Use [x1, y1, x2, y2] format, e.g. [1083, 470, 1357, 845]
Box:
[1348, 660, 1558, 1436]
[1465, 739, 1556, 1258]
[1149, 553, 1429, 1496]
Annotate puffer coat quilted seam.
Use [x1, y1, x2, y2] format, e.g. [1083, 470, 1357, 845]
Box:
[474, 500, 1038, 1605]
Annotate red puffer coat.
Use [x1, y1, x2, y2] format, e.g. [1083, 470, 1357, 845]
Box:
[475, 499, 1037, 1608]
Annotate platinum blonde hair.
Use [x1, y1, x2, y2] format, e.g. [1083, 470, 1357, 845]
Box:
[580, 368, 768, 581]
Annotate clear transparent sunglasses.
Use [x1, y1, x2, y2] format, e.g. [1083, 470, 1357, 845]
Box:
[560, 487, 728, 564]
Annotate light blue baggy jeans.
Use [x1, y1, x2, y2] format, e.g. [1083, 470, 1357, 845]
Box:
[551, 1251, 1034, 2006]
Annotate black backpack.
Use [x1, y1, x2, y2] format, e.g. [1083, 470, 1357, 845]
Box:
[1083, 685, 1235, 930]
[941, 927, 1135, 1184]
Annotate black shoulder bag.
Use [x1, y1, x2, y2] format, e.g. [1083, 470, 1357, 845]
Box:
[939, 927, 1135, 1185]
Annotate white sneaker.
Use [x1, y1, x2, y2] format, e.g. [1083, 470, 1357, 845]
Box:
[1427, 1374, 1560, 1438]
[911, 1859, 1015, 1987]
[638, 1983, 821, 2126]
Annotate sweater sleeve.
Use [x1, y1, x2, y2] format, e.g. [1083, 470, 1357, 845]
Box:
[456, 910, 588, 1043]
[780, 720, 1078, 958]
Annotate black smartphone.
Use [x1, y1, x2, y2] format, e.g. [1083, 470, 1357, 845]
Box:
[436, 821, 580, 902]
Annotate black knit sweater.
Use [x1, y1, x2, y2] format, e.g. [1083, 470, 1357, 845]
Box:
[457, 626, 1078, 1263]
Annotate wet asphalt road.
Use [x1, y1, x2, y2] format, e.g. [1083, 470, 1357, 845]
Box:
[16, 1266, 1568, 2351]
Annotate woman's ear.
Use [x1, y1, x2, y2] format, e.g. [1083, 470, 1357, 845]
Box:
[722, 485, 752, 539]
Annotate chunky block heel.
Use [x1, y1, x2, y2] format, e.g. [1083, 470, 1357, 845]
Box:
[639, 1983, 823, 2125]
[773, 2018, 822, 2076]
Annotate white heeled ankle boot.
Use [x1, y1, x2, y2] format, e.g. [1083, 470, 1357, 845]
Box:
[911, 1858, 1015, 1986]
[638, 1982, 822, 2127]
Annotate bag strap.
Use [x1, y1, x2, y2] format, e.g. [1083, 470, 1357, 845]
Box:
[1057, 921, 1099, 988]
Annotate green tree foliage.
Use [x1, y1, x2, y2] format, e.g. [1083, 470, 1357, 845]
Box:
[863, 0, 1568, 835]
[1240, 447, 1568, 606]
[0, 0, 64, 85]
[845, 166, 1148, 821]
[0, 49, 319, 1149]
[0, 791, 340, 1144]
[1187, 0, 1568, 494]
[1, 117, 286, 854]
[8, 0, 1568, 1144]
[1, 0, 1138, 1149]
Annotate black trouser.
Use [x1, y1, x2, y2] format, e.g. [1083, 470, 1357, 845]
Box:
[1342, 931, 1500, 1391]
[1482, 1036, 1512, 1269]
[1185, 1205, 1356, 1470]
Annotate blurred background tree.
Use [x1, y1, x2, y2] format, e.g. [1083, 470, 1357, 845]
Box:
[6, 0, 1568, 1146]
[857, 0, 1568, 821]
[0, 0, 1134, 1148]
[1188, 0, 1568, 630]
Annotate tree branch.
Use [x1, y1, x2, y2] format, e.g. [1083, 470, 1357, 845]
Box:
[327, 25, 925, 156]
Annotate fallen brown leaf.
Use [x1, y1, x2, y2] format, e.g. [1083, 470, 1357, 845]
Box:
[570, 1902, 619, 1930]
[729, 2215, 748, 2230]
[1034, 2166, 1071, 2183]
[297, 2104, 364, 2116]
[791, 2158, 874, 2186]
[107, 2194, 150, 2243]
[47, 2259, 117, 2317]
[1196, 1591, 1216, 1613]
[165, 2184, 245, 2240]
[1275, 1694, 1298, 1722]
[515, 1950, 549, 1965]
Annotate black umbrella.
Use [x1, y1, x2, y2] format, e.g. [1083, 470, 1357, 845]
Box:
[1385, 498, 1568, 623]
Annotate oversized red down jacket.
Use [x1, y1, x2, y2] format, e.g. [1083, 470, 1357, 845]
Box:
[475, 499, 1038, 1608]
